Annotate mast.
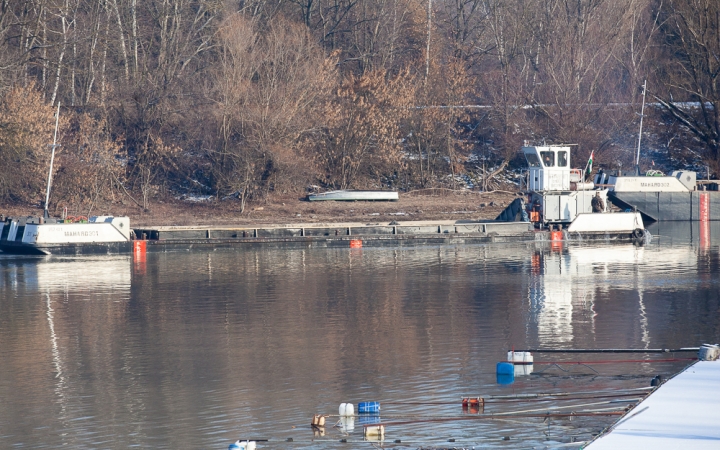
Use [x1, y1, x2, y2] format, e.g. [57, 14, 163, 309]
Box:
[43, 103, 61, 219]
[635, 80, 647, 175]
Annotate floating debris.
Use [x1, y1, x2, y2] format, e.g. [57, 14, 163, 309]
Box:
[228, 440, 255, 450]
[363, 424, 385, 440]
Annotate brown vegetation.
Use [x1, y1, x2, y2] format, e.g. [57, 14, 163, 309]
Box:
[0, 0, 718, 221]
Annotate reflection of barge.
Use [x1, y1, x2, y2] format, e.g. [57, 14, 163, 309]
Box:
[0, 216, 132, 255]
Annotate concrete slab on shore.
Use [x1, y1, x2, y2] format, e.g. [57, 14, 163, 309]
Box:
[586, 360, 720, 449]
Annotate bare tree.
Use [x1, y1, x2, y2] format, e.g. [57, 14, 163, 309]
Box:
[210, 13, 334, 207]
[0, 84, 60, 203]
[655, 0, 720, 172]
[309, 68, 414, 189]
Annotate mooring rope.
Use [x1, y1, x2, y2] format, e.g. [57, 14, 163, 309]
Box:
[380, 386, 654, 406]
[380, 391, 647, 406]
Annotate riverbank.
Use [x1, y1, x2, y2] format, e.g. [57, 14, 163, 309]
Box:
[1, 189, 520, 227]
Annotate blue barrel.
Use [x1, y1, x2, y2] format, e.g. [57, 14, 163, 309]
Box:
[358, 401, 380, 414]
[496, 362, 514, 375]
[496, 362, 515, 385]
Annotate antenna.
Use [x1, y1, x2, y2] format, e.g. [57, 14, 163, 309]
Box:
[43, 103, 61, 219]
[635, 80, 647, 175]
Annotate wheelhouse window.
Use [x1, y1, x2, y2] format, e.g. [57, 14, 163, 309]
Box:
[557, 151, 568, 167]
[540, 151, 555, 167]
[525, 153, 541, 167]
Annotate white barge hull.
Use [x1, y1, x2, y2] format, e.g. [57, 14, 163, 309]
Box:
[0, 216, 131, 255]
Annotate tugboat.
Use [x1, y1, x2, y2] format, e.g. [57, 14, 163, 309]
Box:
[516, 144, 645, 235]
[0, 104, 132, 255]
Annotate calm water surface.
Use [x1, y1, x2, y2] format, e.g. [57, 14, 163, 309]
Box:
[0, 222, 718, 449]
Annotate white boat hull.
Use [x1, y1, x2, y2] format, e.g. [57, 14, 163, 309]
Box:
[307, 190, 399, 201]
[567, 212, 644, 233]
[0, 216, 131, 255]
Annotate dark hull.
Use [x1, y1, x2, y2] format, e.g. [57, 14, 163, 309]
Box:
[609, 191, 720, 222]
[0, 241, 132, 255]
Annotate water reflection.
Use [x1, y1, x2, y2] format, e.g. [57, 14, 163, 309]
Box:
[0, 243, 717, 449]
[527, 244, 705, 348]
[0, 255, 131, 292]
[647, 220, 720, 247]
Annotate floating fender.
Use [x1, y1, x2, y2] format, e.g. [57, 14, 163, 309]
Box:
[632, 228, 645, 240]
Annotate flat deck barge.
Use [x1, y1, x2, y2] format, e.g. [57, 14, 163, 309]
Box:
[131, 220, 641, 252]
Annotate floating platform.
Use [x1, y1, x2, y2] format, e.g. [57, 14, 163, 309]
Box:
[0, 218, 649, 255]
[586, 358, 720, 449]
[132, 221, 532, 251]
[130, 220, 645, 253]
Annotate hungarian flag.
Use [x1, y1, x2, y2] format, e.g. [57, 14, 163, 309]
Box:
[584, 150, 594, 180]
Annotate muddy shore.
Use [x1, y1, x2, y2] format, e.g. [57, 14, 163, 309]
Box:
[1, 190, 520, 227]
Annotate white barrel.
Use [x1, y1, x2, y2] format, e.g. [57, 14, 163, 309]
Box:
[507, 351, 533, 364]
[339, 402, 354, 417]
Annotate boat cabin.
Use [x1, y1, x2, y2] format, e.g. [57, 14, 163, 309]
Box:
[520, 145, 606, 224]
[523, 146, 574, 191]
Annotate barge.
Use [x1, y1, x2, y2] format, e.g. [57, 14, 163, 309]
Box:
[606, 173, 719, 222]
[0, 217, 646, 255]
[0, 215, 132, 255]
[130, 219, 646, 253]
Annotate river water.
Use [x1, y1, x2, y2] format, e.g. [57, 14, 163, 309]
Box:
[0, 222, 718, 449]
